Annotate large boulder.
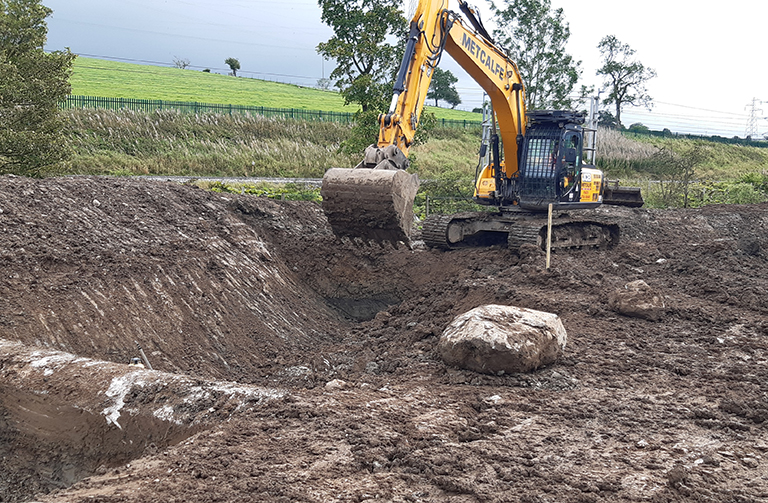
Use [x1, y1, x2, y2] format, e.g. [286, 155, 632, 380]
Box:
[608, 279, 665, 321]
[438, 304, 567, 374]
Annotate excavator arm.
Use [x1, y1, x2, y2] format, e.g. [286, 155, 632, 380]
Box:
[378, 0, 526, 172]
[321, 0, 528, 244]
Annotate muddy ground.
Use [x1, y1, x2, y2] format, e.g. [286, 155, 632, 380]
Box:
[1, 175, 767, 502]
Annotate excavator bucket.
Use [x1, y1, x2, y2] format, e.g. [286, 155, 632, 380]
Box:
[321, 167, 420, 244]
[603, 181, 644, 207]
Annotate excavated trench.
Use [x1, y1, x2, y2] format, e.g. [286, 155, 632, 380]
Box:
[325, 293, 401, 321]
[0, 175, 418, 501]
[0, 386, 190, 497]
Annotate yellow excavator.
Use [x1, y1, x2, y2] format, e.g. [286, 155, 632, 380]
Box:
[321, 0, 642, 249]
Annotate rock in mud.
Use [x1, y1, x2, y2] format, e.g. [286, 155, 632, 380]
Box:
[608, 279, 665, 321]
[438, 304, 567, 374]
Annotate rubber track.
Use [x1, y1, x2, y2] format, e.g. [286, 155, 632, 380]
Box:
[423, 213, 618, 251]
[507, 222, 543, 251]
[422, 214, 454, 249]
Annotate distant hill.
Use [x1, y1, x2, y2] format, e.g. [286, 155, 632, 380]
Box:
[69, 57, 482, 121]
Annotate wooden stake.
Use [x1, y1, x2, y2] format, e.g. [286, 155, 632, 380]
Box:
[546, 203, 553, 270]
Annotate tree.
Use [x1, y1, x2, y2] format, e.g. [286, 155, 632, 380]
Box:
[597, 110, 620, 129]
[491, 0, 581, 110]
[427, 67, 461, 108]
[0, 0, 76, 176]
[316, 0, 406, 113]
[596, 35, 656, 128]
[173, 56, 190, 69]
[316, 77, 332, 90]
[225, 57, 240, 77]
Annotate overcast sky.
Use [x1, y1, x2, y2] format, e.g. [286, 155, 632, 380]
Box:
[44, 0, 768, 138]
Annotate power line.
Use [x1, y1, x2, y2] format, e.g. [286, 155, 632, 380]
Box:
[653, 100, 750, 118]
[575, 96, 758, 137]
[75, 53, 178, 68]
[621, 110, 753, 129]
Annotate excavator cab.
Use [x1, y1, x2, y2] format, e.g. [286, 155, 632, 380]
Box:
[517, 111, 601, 210]
[474, 111, 605, 211]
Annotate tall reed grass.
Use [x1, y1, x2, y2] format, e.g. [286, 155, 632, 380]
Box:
[61, 108, 359, 177]
[595, 128, 659, 177]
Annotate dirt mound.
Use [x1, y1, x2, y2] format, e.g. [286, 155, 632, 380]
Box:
[0, 175, 349, 381]
[1, 175, 768, 502]
[0, 339, 283, 500]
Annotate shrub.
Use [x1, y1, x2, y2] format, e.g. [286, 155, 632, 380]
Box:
[739, 172, 768, 195]
[0, 0, 76, 176]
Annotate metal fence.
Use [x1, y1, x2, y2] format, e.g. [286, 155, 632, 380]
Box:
[61, 95, 483, 129]
[437, 118, 482, 129]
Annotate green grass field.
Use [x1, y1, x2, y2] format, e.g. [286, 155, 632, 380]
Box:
[70, 57, 483, 121]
